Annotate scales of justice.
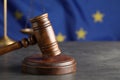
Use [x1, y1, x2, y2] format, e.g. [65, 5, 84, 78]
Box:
[0, 0, 76, 75]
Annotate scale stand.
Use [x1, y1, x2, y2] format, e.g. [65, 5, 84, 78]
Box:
[0, 0, 15, 47]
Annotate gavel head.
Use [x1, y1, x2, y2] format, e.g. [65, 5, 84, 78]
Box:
[30, 13, 61, 58]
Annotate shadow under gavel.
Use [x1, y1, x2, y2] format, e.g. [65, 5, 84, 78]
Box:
[0, 13, 76, 75]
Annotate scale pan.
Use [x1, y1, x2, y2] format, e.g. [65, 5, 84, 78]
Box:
[21, 28, 33, 35]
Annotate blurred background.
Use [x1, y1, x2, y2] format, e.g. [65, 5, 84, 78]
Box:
[0, 0, 120, 42]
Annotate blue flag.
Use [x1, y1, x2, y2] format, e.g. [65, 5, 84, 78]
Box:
[0, 0, 120, 42]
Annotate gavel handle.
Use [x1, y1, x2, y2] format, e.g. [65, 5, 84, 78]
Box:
[0, 42, 22, 56]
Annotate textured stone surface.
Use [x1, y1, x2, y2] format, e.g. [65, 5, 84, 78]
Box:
[0, 42, 120, 80]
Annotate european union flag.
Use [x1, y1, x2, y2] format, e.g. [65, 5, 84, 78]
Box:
[0, 0, 120, 42]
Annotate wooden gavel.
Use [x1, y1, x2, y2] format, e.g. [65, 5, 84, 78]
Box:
[0, 13, 61, 58]
[0, 13, 76, 75]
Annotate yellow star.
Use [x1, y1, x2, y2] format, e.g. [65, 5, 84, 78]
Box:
[56, 33, 65, 42]
[76, 28, 87, 39]
[92, 11, 104, 23]
[14, 11, 23, 20]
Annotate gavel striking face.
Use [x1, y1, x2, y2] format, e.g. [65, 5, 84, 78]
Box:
[0, 13, 76, 75]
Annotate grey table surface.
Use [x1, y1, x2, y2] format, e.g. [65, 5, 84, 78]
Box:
[0, 42, 120, 80]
